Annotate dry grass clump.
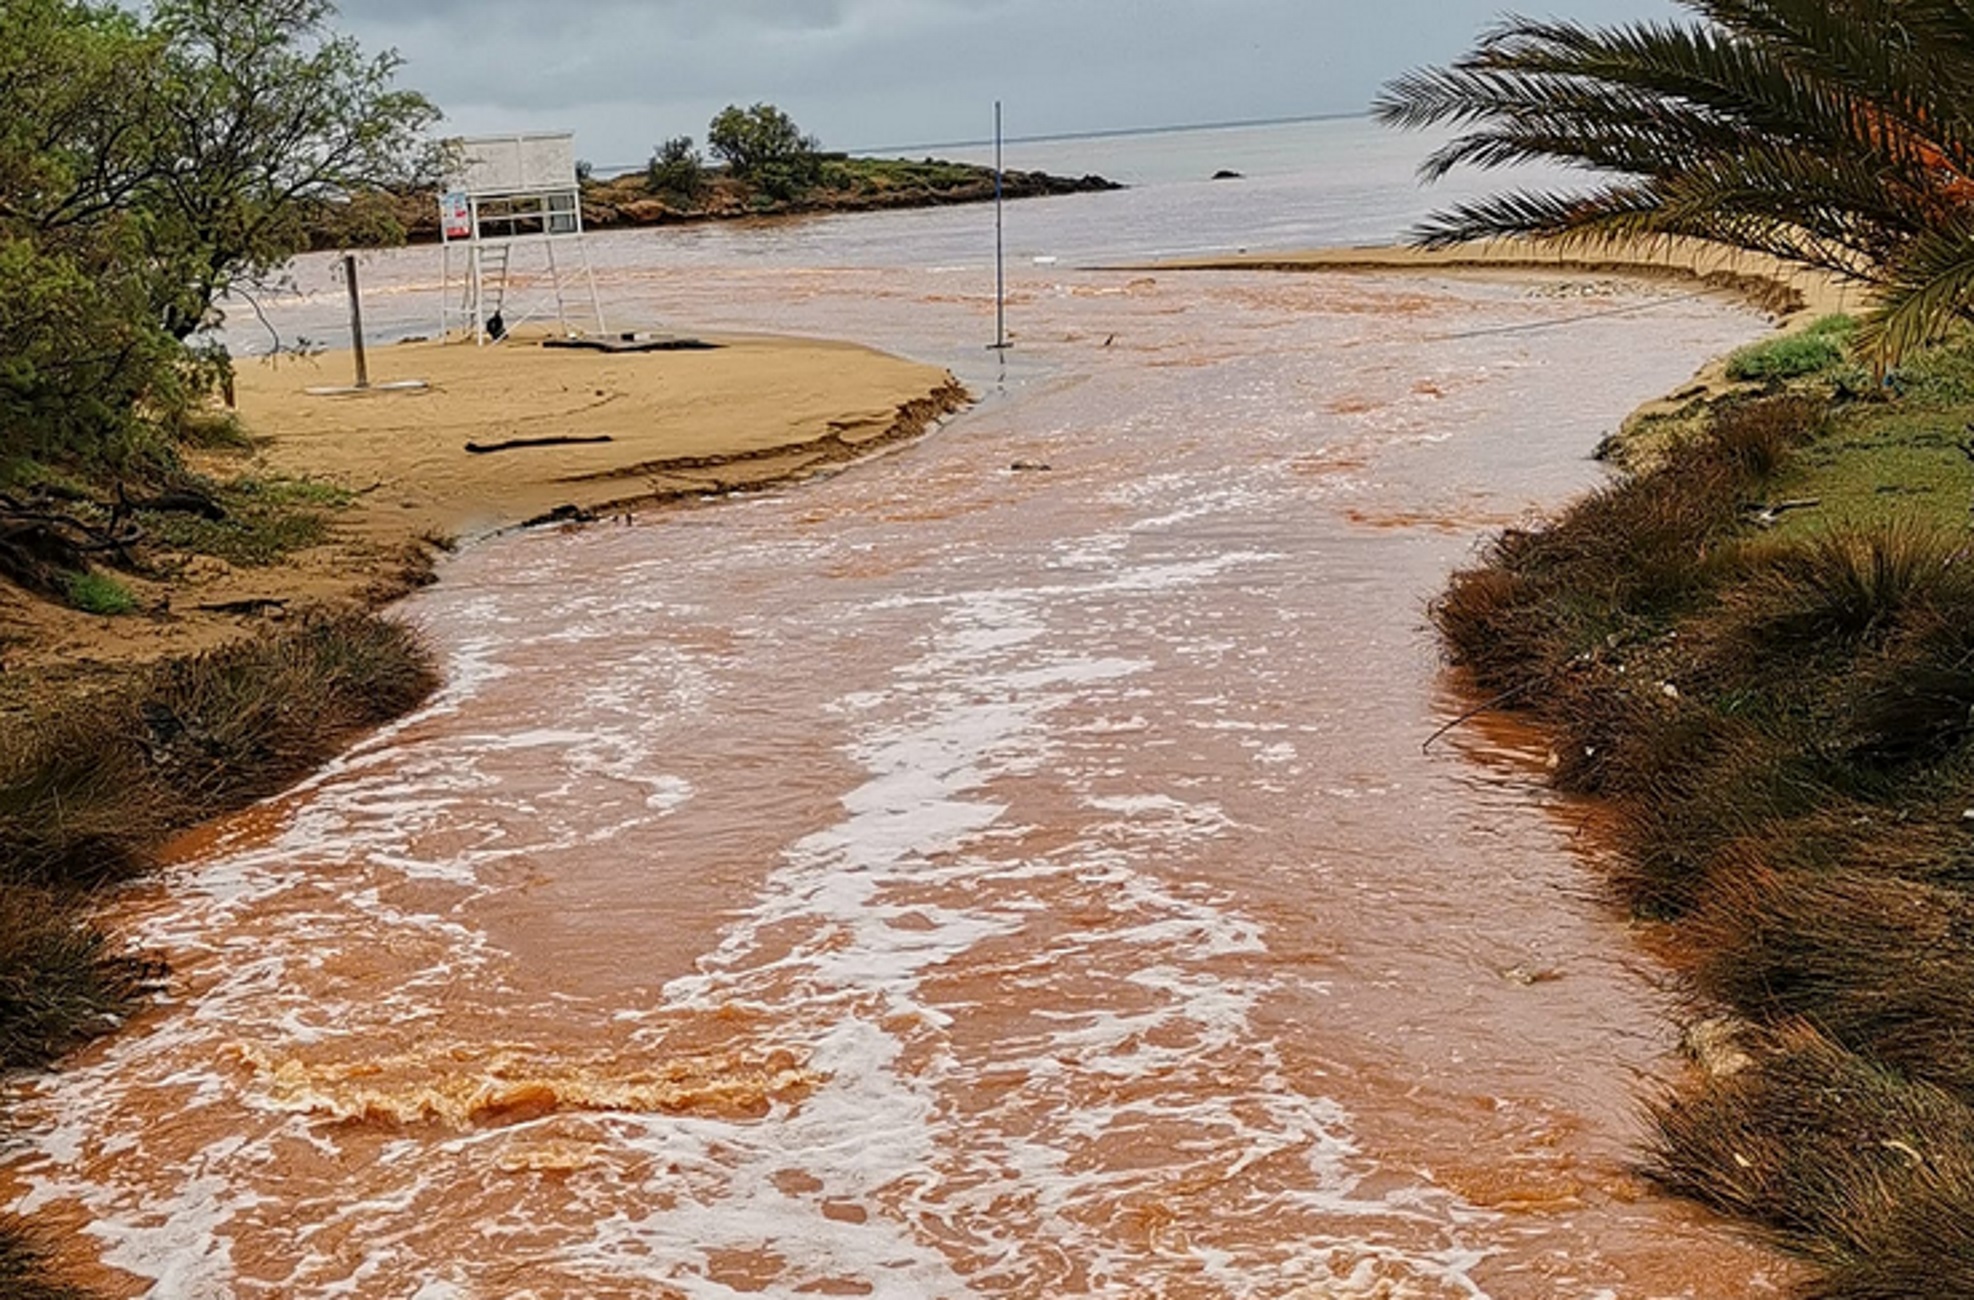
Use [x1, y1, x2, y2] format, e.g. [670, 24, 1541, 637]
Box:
[0, 888, 158, 1072]
[1718, 522, 1974, 652]
[0, 612, 437, 885]
[1693, 870, 1974, 1097]
[1436, 382, 1974, 1290]
[1839, 602, 1974, 766]
[1651, 1026, 1974, 1297]
[1709, 393, 1829, 478]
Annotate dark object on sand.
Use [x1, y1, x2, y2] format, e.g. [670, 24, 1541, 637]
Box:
[1211, 170, 1245, 180]
[486, 310, 507, 342]
[196, 598, 289, 617]
[465, 435, 616, 455]
[1010, 460, 1052, 473]
[128, 489, 227, 522]
[522, 504, 597, 529]
[543, 334, 722, 354]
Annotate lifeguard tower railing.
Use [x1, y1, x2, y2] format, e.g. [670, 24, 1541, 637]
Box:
[438, 132, 606, 345]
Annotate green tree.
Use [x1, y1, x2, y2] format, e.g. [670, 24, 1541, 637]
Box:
[1374, 1, 1974, 362]
[647, 135, 706, 200]
[0, 0, 188, 467]
[0, 0, 438, 473]
[142, 0, 443, 339]
[707, 103, 820, 198]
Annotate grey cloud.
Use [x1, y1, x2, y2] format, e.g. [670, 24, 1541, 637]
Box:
[329, 0, 1679, 166]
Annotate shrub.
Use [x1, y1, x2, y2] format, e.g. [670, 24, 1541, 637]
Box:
[647, 135, 705, 200]
[0, 612, 437, 886]
[707, 103, 820, 183]
[1726, 317, 1856, 382]
[63, 570, 136, 615]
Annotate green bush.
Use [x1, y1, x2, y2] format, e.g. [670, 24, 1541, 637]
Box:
[63, 571, 135, 615]
[0, 0, 439, 475]
[1726, 316, 1856, 382]
[707, 103, 820, 182]
[646, 135, 705, 200]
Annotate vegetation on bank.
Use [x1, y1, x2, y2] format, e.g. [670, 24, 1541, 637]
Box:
[1435, 325, 1974, 1294]
[1387, 5, 1974, 1276]
[0, 0, 438, 485]
[589, 151, 1118, 225]
[3, 614, 437, 887]
[1, 0, 438, 638]
[0, 1, 442, 1289]
[615, 105, 1118, 218]
[0, 613, 438, 1290]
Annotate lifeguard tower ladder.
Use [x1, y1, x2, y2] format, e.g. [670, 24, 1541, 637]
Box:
[438, 132, 606, 345]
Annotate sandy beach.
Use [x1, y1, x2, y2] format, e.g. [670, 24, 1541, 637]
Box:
[1132, 236, 1861, 321]
[2, 333, 966, 678]
[239, 332, 971, 540]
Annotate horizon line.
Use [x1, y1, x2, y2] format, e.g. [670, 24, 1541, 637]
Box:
[586, 110, 1376, 178]
[851, 109, 1374, 157]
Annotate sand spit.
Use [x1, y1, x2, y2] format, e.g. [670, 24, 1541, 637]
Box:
[1130, 237, 1861, 322]
[239, 331, 969, 542]
[3, 333, 967, 678]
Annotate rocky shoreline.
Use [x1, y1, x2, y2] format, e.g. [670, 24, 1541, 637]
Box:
[309, 161, 1122, 251]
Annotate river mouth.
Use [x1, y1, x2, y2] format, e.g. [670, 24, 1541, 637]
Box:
[7, 242, 1802, 1296]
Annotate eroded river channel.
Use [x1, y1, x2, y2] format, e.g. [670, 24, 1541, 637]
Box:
[7, 127, 1805, 1297]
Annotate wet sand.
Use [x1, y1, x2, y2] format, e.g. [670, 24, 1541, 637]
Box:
[236, 333, 968, 544]
[1130, 237, 1861, 322]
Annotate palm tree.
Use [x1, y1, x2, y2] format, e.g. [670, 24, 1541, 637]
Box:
[1373, 0, 1974, 361]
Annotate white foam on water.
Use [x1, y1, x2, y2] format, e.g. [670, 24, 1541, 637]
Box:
[543, 538, 1503, 1297]
[7, 596, 714, 1294]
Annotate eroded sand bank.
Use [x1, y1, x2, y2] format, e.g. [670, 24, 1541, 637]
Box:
[237, 333, 968, 543]
[4, 333, 967, 675]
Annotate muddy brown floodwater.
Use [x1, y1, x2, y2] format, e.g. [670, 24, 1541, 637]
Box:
[7, 216, 1804, 1297]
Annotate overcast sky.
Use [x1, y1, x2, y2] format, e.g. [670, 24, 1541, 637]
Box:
[330, 0, 1682, 168]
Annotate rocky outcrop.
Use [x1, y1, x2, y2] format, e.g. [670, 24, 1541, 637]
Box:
[314, 163, 1123, 250]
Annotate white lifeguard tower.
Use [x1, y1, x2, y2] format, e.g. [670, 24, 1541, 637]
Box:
[438, 132, 606, 345]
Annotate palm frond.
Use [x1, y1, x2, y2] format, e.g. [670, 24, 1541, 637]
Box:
[1856, 220, 1974, 359]
[1379, 1, 1974, 358]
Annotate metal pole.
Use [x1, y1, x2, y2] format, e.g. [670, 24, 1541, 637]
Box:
[994, 101, 1007, 350]
[343, 253, 370, 389]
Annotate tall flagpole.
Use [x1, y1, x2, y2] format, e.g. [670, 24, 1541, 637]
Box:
[992, 100, 1009, 351]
